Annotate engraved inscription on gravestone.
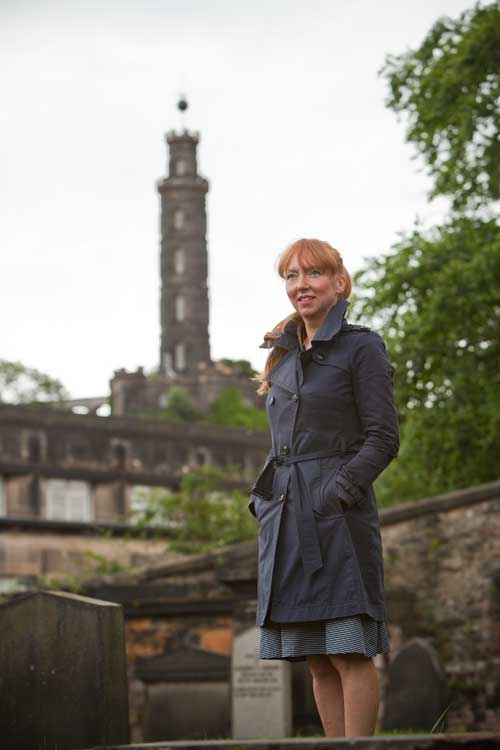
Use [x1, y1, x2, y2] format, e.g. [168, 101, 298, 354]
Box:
[232, 625, 292, 739]
[234, 652, 281, 700]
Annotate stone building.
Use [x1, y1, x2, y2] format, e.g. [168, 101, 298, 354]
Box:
[0, 403, 268, 589]
[0, 108, 270, 588]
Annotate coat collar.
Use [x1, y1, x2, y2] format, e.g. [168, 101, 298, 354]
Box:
[259, 298, 350, 351]
[260, 298, 351, 395]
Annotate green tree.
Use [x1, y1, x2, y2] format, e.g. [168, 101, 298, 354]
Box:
[0, 359, 70, 405]
[132, 465, 257, 554]
[160, 385, 201, 422]
[207, 386, 268, 429]
[380, 1, 500, 212]
[351, 215, 500, 503]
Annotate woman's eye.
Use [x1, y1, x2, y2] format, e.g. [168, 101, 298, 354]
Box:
[309, 269, 321, 276]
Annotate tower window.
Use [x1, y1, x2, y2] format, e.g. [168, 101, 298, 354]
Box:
[174, 209, 184, 230]
[176, 159, 186, 176]
[163, 352, 174, 376]
[174, 248, 185, 274]
[175, 342, 186, 372]
[175, 295, 185, 322]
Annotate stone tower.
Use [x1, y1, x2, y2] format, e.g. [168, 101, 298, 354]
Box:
[110, 108, 265, 418]
[157, 129, 211, 376]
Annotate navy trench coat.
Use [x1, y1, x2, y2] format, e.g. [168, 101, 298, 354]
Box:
[249, 298, 400, 627]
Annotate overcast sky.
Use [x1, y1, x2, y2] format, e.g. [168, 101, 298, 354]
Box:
[1, 0, 471, 399]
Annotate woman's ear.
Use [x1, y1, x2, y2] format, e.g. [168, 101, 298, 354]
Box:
[335, 270, 347, 295]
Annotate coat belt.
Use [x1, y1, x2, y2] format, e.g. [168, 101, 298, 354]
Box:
[271, 448, 358, 576]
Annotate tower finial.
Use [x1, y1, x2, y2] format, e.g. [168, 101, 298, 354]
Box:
[177, 94, 188, 131]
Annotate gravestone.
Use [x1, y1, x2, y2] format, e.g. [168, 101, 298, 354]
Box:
[232, 600, 292, 739]
[135, 648, 231, 741]
[0, 590, 129, 750]
[382, 637, 449, 732]
[216, 542, 292, 739]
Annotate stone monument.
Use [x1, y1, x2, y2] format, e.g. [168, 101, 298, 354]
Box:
[0, 590, 129, 750]
[382, 636, 449, 732]
[216, 541, 292, 739]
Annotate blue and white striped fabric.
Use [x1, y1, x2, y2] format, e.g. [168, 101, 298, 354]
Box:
[258, 614, 391, 661]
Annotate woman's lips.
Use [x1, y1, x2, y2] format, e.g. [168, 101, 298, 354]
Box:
[298, 296, 315, 306]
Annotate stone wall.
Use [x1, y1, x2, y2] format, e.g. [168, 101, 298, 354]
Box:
[381, 478, 500, 732]
[0, 522, 170, 585]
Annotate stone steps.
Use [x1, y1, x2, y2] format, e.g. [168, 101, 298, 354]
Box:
[84, 732, 500, 750]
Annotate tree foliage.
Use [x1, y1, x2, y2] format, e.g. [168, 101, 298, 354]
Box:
[207, 386, 268, 429]
[132, 465, 257, 554]
[351, 216, 500, 502]
[380, 1, 500, 212]
[0, 359, 70, 405]
[155, 385, 267, 429]
[159, 385, 202, 422]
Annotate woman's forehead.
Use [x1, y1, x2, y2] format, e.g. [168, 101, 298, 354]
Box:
[286, 252, 327, 271]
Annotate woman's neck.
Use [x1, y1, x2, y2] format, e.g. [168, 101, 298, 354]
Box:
[299, 320, 318, 351]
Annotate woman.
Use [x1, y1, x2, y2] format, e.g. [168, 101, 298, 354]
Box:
[249, 238, 400, 738]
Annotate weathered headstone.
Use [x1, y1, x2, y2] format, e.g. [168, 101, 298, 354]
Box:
[216, 542, 292, 739]
[135, 648, 231, 741]
[232, 604, 292, 739]
[382, 637, 449, 732]
[0, 590, 129, 750]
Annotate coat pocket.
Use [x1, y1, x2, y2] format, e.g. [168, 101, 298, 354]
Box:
[248, 454, 275, 517]
[312, 465, 345, 518]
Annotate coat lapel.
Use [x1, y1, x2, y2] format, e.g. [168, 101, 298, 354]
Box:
[266, 349, 298, 395]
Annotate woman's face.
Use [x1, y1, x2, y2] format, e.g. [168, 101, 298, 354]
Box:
[285, 254, 345, 326]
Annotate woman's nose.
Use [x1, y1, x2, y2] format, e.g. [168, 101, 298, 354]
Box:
[298, 274, 311, 288]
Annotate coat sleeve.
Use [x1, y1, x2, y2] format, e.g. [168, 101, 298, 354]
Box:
[335, 331, 400, 507]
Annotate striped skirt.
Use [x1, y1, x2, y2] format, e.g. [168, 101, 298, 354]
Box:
[258, 614, 391, 661]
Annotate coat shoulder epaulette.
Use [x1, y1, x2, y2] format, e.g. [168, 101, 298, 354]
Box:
[342, 323, 372, 333]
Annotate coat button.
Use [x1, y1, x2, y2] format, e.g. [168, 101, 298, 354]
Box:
[280, 444, 289, 455]
[291, 394, 299, 401]
[315, 352, 325, 361]
[267, 395, 275, 405]
[279, 493, 285, 501]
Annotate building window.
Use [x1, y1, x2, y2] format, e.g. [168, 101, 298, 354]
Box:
[194, 447, 211, 466]
[175, 159, 186, 176]
[175, 295, 185, 322]
[175, 342, 186, 372]
[45, 479, 93, 522]
[0, 477, 5, 516]
[113, 444, 127, 468]
[174, 209, 184, 230]
[174, 248, 185, 274]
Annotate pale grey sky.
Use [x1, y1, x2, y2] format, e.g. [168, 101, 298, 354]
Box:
[1, 0, 470, 398]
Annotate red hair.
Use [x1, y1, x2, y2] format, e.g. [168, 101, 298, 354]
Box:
[253, 238, 352, 395]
